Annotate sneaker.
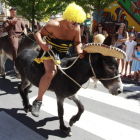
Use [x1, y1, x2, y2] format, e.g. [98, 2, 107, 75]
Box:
[31, 100, 42, 117]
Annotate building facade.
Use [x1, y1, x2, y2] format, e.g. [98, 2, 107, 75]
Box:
[92, 0, 140, 34]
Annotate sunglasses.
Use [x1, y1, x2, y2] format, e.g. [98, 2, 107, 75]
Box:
[73, 22, 80, 26]
[98, 26, 102, 27]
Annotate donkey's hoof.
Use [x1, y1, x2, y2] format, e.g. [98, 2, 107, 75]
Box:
[69, 120, 74, 126]
[69, 116, 76, 126]
[24, 108, 29, 113]
[61, 127, 72, 136]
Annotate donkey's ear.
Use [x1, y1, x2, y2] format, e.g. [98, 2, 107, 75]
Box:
[111, 33, 119, 46]
[103, 35, 112, 46]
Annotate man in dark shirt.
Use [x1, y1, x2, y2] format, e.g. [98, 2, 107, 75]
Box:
[3, 7, 26, 66]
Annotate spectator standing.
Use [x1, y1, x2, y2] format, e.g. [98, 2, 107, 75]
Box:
[128, 26, 137, 40]
[131, 43, 140, 82]
[93, 23, 108, 41]
[2, 7, 26, 68]
[116, 23, 129, 75]
[80, 25, 88, 45]
[124, 34, 137, 78]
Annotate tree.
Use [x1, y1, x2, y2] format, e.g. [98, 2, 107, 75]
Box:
[67, 0, 115, 23]
[1, 0, 68, 30]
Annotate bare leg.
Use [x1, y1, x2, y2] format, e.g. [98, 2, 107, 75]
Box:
[138, 70, 140, 80]
[133, 71, 137, 79]
[124, 61, 128, 75]
[129, 61, 132, 75]
[31, 59, 57, 117]
[36, 59, 57, 101]
[121, 59, 124, 74]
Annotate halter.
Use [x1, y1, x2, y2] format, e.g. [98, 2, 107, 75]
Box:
[88, 53, 120, 88]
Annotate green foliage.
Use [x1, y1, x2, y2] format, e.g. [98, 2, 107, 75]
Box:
[1, 0, 116, 25]
[1, 0, 68, 22]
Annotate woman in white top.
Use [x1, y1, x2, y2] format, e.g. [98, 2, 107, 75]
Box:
[116, 23, 129, 75]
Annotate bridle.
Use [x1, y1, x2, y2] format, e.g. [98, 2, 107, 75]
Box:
[88, 53, 120, 88]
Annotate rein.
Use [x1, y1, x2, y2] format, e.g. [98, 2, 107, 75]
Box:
[47, 49, 91, 89]
[46, 48, 120, 89]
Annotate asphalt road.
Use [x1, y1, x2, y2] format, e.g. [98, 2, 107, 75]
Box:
[0, 59, 140, 140]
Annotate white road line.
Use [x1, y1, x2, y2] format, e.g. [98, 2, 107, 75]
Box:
[30, 95, 140, 140]
[77, 88, 140, 114]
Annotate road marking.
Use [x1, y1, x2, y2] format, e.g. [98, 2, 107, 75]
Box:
[30, 95, 140, 140]
[77, 88, 140, 114]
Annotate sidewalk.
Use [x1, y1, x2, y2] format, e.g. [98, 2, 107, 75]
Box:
[121, 76, 140, 86]
[119, 62, 140, 86]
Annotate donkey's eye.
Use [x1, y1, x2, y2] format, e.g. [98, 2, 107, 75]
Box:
[108, 66, 114, 70]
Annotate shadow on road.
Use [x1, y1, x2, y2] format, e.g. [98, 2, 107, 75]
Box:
[0, 108, 67, 139]
[126, 93, 140, 101]
[0, 76, 20, 95]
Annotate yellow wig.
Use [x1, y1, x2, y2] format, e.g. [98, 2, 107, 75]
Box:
[62, 3, 86, 23]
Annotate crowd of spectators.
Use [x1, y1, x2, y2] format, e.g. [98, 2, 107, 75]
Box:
[90, 23, 140, 82]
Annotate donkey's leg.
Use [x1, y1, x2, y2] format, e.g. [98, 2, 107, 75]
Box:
[57, 96, 72, 136]
[69, 95, 84, 126]
[18, 77, 31, 113]
[0, 51, 7, 78]
[23, 84, 32, 112]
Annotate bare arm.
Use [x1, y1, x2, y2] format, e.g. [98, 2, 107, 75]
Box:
[132, 51, 140, 61]
[124, 44, 126, 52]
[34, 21, 55, 52]
[104, 31, 108, 38]
[117, 32, 129, 43]
[74, 26, 84, 59]
[92, 32, 97, 42]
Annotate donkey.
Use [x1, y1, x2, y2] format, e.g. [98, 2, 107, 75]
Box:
[15, 34, 123, 136]
[0, 33, 39, 78]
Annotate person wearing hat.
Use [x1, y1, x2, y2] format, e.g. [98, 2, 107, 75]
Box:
[131, 42, 140, 82]
[31, 3, 86, 117]
[2, 7, 26, 69]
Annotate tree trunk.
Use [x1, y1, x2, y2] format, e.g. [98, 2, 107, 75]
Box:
[97, 0, 101, 23]
[97, 8, 101, 23]
[32, 0, 35, 31]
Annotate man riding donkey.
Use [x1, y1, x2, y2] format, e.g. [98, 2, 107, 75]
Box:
[2, 7, 26, 72]
[31, 3, 86, 117]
